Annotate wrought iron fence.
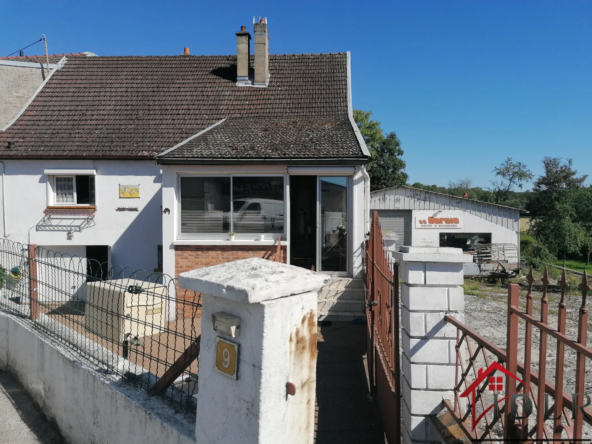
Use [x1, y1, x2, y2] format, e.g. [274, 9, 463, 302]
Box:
[365, 211, 401, 444]
[0, 238, 202, 415]
[444, 267, 592, 442]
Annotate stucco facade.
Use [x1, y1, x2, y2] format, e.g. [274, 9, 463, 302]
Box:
[0, 160, 162, 272]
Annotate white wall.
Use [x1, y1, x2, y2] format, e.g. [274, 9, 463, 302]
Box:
[0, 312, 194, 444]
[0, 160, 162, 272]
[410, 210, 519, 248]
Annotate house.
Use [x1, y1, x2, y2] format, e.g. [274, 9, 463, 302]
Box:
[0, 21, 370, 319]
[157, 20, 370, 289]
[370, 185, 522, 274]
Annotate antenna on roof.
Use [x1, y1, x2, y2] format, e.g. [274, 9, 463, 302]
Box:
[41, 34, 49, 77]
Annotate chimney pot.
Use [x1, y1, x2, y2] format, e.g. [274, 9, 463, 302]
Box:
[241, 26, 246, 32]
[260, 18, 265, 23]
[183, 47, 190, 55]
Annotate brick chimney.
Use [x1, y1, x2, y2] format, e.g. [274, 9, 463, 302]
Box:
[236, 25, 251, 85]
[254, 18, 269, 86]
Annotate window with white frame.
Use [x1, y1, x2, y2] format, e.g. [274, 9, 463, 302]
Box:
[180, 176, 284, 235]
[53, 176, 96, 205]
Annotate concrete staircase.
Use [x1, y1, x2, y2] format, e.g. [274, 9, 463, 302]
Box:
[317, 277, 366, 322]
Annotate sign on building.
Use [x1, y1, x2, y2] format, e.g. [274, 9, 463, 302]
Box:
[415, 216, 462, 229]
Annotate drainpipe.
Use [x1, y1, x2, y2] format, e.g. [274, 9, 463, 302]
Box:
[360, 166, 371, 235]
[0, 161, 8, 237]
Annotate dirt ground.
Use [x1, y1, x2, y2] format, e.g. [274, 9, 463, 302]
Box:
[463, 279, 592, 441]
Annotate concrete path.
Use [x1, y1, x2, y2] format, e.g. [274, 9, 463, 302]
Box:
[315, 322, 386, 444]
[0, 371, 65, 444]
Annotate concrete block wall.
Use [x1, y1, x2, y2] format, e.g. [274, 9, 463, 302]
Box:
[394, 247, 472, 444]
[0, 65, 46, 128]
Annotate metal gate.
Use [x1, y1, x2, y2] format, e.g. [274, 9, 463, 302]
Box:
[365, 211, 401, 444]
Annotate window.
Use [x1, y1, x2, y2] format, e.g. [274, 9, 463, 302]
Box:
[180, 176, 284, 235]
[54, 176, 95, 205]
[439, 233, 491, 251]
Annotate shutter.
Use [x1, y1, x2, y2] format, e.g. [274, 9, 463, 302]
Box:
[377, 210, 412, 251]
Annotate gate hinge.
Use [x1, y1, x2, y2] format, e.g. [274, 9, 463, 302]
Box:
[366, 300, 377, 309]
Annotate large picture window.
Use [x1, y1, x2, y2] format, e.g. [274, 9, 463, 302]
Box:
[180, 176, 284, 236]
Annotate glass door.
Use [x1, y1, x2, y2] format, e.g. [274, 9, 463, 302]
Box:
[319, 177, 348, 273]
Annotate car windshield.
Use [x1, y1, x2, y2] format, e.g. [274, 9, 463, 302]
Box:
[233, 200, 246, 211]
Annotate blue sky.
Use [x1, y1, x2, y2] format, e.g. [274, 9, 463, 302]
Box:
[2, 0, 590, 189]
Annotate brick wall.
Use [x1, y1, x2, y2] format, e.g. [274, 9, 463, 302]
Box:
[0, 65, 46, 128]
[174, 245, 287, 318]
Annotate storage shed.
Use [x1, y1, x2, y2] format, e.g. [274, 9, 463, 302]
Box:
[370, 186, 522, 274]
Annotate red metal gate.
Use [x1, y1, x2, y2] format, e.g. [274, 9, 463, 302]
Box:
[365, 211, 401, 444]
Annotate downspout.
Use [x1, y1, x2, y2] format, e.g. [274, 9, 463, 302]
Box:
[360, 166, 371, 235]
[0, 161, 8, 237]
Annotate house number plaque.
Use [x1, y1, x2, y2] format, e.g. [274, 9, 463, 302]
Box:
[215, 337, 239, 380]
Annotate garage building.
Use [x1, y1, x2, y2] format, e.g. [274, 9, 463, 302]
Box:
[370, 186, 522, 274]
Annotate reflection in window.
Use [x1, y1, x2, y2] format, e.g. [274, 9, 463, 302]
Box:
[180, 177, 231, 233]
[232, 177, 284, 233]
[321, 177, 348, 272]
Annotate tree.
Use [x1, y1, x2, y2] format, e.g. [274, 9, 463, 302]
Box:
[533, 157, 587, 194]
[368, 132, 408, 191]
[353, 109, 408, 191]
[529, 158, 589, 264]
[490, 158, 533, 206]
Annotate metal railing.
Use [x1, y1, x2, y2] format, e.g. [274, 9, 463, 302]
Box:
[444, 267, 592, 442]
[0, 238, 202, 415]
[365, 211, 401, 444]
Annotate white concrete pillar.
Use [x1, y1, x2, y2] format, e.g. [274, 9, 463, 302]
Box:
[178, 258, 329, 444]
[393, 246, 472, 444]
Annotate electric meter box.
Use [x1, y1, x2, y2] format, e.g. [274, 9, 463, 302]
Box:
[85, 278, 168, 342]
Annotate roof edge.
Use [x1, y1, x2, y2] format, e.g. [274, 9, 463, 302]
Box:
[156, 157, 368, 166]
[1, 56, 67, 132]
[346, 51, 371, 158]
[156, 119, 227, 158]
[371, 185, 526, 213]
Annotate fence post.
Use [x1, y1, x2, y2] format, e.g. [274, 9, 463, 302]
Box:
[28, 244, 39, 320]
[505, 283, 520, 441]
[178, 258, 329, 444]
[393, 246, 472, 444]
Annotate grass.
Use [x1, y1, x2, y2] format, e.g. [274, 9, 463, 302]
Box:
[520, 217, 531, 232]
[550, 258, 591, 273]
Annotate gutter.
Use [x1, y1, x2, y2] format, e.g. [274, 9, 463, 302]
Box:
[360, 166, 371, 235]
[156, 157, 368, 166]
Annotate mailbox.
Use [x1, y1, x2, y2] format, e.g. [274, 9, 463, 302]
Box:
[212, 312, 241, 338]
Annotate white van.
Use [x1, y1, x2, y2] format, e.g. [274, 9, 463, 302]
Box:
[232, 199, 284, 233]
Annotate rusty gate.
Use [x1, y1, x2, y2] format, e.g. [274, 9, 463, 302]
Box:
[444, 268, 592, 442]
[365, 211, 401, 444]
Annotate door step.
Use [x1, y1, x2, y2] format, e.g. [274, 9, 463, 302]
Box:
[318, 278, 365, 321]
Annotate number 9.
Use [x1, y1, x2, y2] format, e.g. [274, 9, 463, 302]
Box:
[222, 348, 230, 368]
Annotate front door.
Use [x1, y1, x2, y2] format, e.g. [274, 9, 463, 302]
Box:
[289, 176, 350, 274]
[289, 176, 317, 270]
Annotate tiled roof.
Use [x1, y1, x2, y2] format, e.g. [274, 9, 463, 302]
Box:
[161, 117, 362, 159]
[0, 54, 366, 160]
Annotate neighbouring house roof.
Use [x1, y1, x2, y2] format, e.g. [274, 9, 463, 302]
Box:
[0, 53, 94, 64]
[0, 53, 368, 162]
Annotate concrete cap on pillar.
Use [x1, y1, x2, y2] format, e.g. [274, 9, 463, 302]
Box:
[179, 258, 330, 304]
[393, 246, 474, 263]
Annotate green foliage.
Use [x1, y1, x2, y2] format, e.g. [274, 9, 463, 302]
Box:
[367, 132, 408, 191]
[520, 233, 537, 257]
[353, 109, 408, 191]
[0, 266, 6, 289]
[491, 157, 533, 206]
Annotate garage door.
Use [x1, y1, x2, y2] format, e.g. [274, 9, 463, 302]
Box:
[377, 210, 412, 251]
